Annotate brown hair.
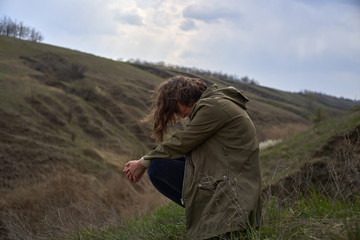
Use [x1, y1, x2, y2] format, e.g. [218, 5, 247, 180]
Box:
[143, 75, 208, 142]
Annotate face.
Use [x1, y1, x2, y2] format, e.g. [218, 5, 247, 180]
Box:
[177, 102, 194, 118]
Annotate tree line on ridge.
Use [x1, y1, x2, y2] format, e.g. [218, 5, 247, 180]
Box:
[0, 16, 43, 42]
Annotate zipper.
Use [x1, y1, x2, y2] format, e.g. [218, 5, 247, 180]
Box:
[180, 158, 187, 206]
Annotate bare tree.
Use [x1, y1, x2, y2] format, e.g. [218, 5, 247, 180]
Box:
[18, 21, 26, 39]
[0, 16, 44, 42]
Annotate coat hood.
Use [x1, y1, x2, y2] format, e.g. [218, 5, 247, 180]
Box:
[201, 85, 249, 110]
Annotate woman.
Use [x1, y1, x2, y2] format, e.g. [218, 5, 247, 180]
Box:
[123, 76, 262, 239]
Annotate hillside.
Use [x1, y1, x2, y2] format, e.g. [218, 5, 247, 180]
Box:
[0, 36, 168, 239]
[0, 35, 357, 239]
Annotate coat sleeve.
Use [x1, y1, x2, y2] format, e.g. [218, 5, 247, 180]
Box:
[143, 99, 226, 160]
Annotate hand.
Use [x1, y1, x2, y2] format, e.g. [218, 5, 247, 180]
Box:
[123, 159, 146, 183]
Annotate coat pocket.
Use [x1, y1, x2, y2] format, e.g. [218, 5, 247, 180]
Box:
[197, 174, 228, 191]
[197, 175, 243, 216]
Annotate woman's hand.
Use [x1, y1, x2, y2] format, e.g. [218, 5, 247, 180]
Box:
[123, 159, 146, 183]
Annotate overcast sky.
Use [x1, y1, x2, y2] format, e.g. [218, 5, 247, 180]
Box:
[1, 0, 359, 100]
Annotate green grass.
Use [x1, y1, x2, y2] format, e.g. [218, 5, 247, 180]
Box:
[72, 191, 359, 240]
[258, 193, 360, 240]
[0, 72, 6, 79]
[72, 203, 187, 240]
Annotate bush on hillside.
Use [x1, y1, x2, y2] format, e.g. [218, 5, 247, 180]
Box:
[21, 54, 87, 83]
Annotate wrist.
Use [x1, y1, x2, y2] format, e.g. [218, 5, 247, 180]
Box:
[140, 157, 150, 168]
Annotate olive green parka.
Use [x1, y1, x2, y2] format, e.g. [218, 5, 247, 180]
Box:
[144, 85, 262, 239]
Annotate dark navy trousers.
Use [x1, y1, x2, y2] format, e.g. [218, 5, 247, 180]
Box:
[147, 157, 186, 207]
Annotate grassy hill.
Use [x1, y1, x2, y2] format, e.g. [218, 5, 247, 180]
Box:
[0, 35, 358, 239]
[0, 36, 167, 239]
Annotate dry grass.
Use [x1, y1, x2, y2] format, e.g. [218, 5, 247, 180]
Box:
[0, 169, 167, 239]
[263, 125, 360, 201]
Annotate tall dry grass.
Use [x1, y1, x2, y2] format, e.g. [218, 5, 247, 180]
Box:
[0, 169, 167, 239]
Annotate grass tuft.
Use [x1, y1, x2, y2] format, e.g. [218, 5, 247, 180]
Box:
[72, 203, 186, 240]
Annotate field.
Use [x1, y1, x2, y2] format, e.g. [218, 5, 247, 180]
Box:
[0, 35, 359, 239]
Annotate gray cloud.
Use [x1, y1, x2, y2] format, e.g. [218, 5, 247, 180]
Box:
[114, 10, 144, 26]
[182, 4, 240, 23]
[180, 19, 196, 31]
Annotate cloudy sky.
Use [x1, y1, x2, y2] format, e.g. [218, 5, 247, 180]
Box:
[1, 0, 359, 99]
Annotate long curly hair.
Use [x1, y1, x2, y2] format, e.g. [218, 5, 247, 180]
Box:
[143, 75, 208, 142]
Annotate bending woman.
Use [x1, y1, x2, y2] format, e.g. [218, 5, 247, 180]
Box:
[123, 75, 262, 239]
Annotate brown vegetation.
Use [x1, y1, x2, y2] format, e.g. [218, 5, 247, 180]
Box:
[263, 124, 360, 201]
[0, 170, 166, 239]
